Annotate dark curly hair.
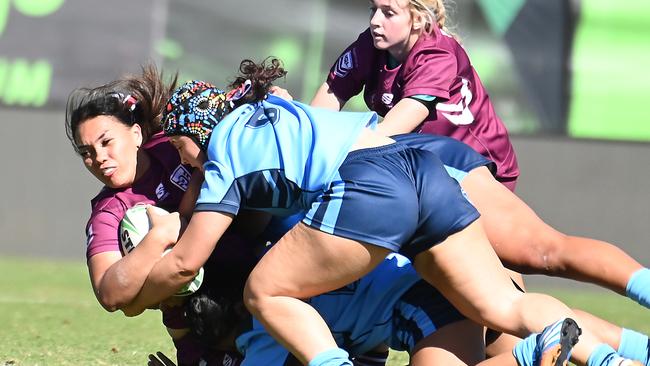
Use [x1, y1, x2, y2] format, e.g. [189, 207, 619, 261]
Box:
[228, 57, 287, 107]
[65, 64, 178, 154]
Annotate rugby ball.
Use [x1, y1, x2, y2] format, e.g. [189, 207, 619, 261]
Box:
[119, 204, 204, 296]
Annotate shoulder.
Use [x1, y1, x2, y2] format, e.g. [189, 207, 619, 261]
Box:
[356, 28, 374, 45]
[143, 133, 179, 164]
[89, 188, 154, 223]
[90, 187, 123, 215]
[352, 28, 379, 61]
[341, 28, 380, 71]
[406, 32, 457, 69]
[88, 190, 129, 225]
[143, 132, 168, 148]
[144, 133, 193, 186]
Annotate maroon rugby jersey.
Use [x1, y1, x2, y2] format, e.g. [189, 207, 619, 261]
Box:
[84, 133, 258, 366]
[85, 132, 192, 259]
[326, 27, 519, 185]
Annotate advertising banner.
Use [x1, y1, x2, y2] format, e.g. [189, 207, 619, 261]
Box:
[1, 0, 648, 141]
[0, 0, 159, 109]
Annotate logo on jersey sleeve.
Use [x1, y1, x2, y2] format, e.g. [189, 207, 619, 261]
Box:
[86, 224, 95, 247]
[156, 183, 170, 200]
[170, 165, 192, 191]
[436, 78, 475, 125]
[334, 50, 354, 78]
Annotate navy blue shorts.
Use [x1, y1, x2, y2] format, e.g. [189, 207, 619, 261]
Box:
[392, 133, 496, 183]
[388, 279, 466, 352]
[303, 143, 480, 259]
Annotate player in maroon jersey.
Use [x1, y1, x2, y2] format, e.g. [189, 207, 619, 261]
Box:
[313, 0, 518, 191]
[311, 0, 650, 310]
[65, 65, 252, 365]
[311, 0, 650, 360]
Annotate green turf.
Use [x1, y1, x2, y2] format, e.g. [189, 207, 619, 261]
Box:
[2, 257, 650, 365]
[0, 257, 175, 366]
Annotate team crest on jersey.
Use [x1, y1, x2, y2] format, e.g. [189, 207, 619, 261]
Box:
[170, 165, 191, 191]
[381, 93, 394, 106]
[334, 50, 354, 78]
[155, 183, 170, 201]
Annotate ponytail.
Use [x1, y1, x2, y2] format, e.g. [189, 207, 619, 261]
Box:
[228, 57, 287, 107]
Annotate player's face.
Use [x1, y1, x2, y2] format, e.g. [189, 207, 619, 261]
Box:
[169, 136, 206, 172]
[368, 0, 417, 59]
[75, 115, 143, 189]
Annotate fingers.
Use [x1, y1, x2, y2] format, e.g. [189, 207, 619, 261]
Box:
[156, 352, 176, 366]
[146, 205, 173, 218]
[270, 86, 293, 100]
[147, 353, 162, 366]
[147, 352, 176, 366]
[146, 206, 181, 233]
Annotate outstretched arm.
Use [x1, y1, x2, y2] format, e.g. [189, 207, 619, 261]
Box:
[375, 98, 430, 136]
[310, 82, 345, 111]
[122, 210, 234, 316]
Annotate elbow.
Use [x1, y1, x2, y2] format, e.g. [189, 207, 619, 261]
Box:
[100, 302, 118, 313]
[122, 306, 144, 317]
[95, 290, 122, 313]
[97, 293, 126, 313]
[173, 253, 203, 280]
[94, 268, 137, 312]
[97, 293, 143, 317]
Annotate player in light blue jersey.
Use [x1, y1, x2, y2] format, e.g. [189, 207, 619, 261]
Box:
[261, 132, 650, 366]
[124, 58, 642, 366]
[180, 253, 578, 366]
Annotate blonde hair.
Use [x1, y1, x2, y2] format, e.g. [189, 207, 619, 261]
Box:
[408, 0, 456, 38]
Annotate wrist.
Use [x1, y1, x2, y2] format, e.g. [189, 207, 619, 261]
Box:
[141, 228, 175, 253]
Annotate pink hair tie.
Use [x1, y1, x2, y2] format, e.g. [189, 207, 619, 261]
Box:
[226, 79, 252, 108]
[122, 94, 138, 112]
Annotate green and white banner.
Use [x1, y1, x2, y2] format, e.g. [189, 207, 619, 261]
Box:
[1, 0, 648, 141]
[0, 0, 158, 108]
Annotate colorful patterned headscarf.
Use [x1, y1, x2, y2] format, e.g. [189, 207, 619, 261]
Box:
[162, 80, 230, 151]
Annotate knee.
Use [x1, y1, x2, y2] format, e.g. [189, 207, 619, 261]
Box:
[478, 291, 532, 335]
[242, 272, 266, 317]
[472, 295, 523, 332]
[511, 227, 569, 274]
[242, 269, 289, 317]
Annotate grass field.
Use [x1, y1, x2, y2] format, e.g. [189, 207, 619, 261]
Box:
[3, 256, 650, 366]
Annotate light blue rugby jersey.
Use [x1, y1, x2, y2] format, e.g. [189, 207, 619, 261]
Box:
[236, 254, 421, 365]
[196, 94, 377, 215]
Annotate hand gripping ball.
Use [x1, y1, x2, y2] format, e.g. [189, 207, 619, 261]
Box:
[119, 204, 204, 296]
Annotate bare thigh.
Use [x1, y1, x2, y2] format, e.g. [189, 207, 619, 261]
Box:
[412, 219, 523, 334]
[460, 167, 563, 271]
[246, 222, 391, 300]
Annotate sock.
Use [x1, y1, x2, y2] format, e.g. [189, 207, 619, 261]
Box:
[587, 344, 626, 366]
[618, 328, 650, 364]
[626, 268, 650, 308]
[308, 348, 353, 366]
[352, 350, 389, 366]
[512, 332, 538, 366]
